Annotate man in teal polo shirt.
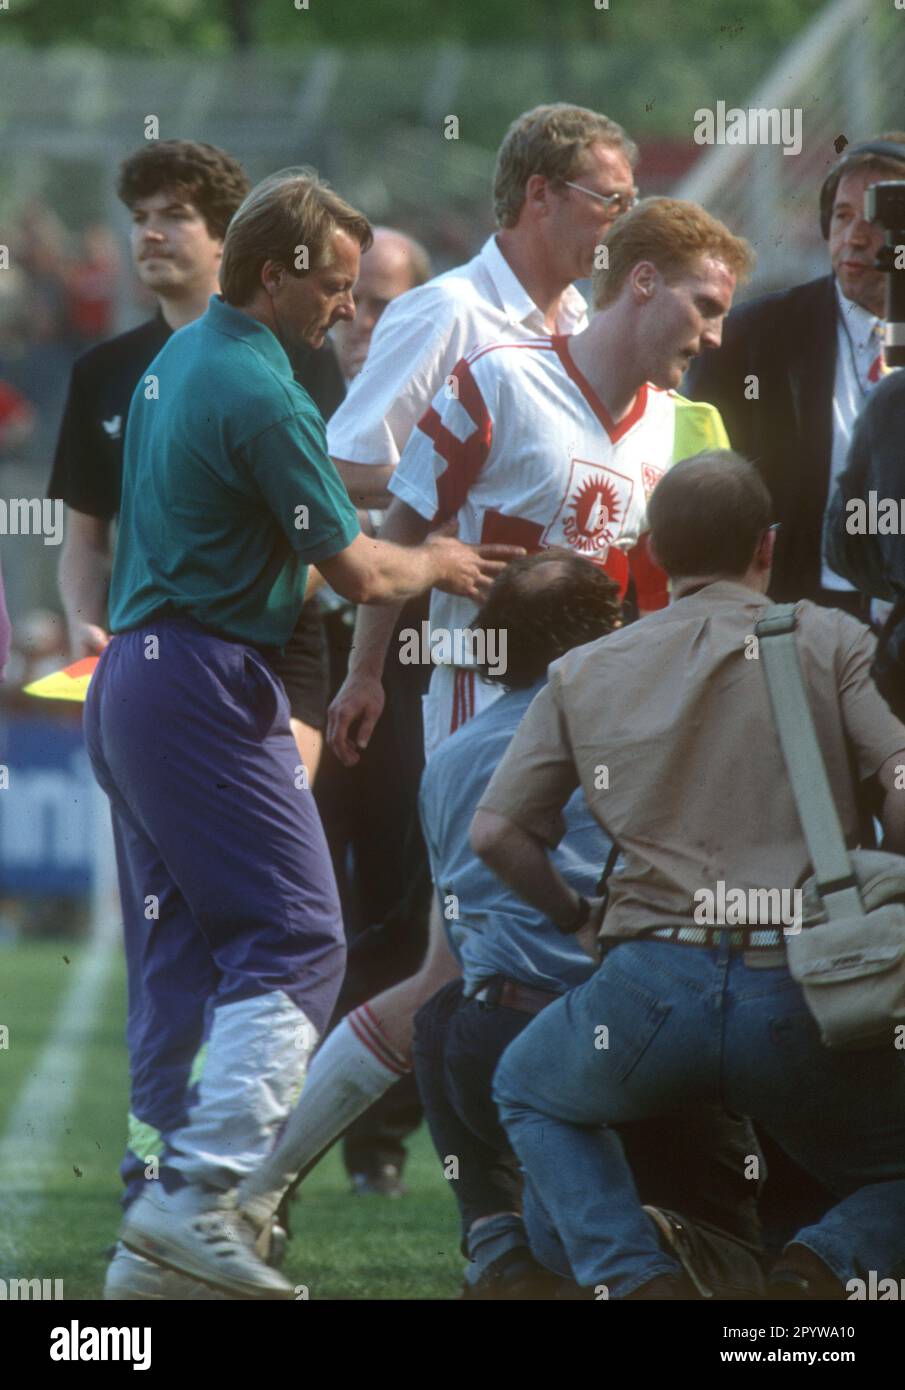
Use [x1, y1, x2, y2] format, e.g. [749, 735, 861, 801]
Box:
[109, 290, 359, 644]
[83, 167, 518, 1300]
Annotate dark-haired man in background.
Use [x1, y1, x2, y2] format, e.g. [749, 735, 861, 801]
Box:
[686, 134, 905, 611]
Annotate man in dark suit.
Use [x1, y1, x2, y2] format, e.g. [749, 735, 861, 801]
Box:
[686, 134, 905, 611]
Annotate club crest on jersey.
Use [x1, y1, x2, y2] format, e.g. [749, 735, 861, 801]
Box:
[641, 464, 664, 500]
[543, 459, 634, 558]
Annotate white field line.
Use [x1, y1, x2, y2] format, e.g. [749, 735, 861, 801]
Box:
[0, 782, 121, 1270]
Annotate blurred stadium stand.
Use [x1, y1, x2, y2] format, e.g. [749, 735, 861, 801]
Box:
[676, 0, 903, 296]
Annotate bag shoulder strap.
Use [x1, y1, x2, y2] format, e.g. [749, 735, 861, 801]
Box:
[595, 839, 620, 898]
[755, 604, 863, 920]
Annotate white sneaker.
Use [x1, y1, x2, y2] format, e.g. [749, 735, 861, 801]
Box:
[120, 1184, 293, 1300]
[104, 1242, 232, 1300]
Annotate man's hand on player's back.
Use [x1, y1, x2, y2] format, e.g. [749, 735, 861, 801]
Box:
[318, 525, 521, 609]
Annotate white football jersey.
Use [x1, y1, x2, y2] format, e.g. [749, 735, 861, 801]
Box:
[389, 334, 728, 658]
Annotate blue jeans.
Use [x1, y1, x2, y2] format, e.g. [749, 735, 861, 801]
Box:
[493, 936, 905, 1297]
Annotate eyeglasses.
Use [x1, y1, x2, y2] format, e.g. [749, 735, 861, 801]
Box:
[561, 180, 638, 216]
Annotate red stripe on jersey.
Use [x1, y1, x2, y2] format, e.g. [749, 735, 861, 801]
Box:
[417, 357, 493, 523]
[466, 337, 556, 367]
[479, 509, 546, 551]
[551, 336, 648, 444]
[479, 509, 629, 599]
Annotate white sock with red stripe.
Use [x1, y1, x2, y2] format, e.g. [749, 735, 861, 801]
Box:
[237, 1008, 409, 1228]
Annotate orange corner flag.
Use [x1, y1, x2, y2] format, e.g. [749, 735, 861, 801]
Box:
[23, 657, 98, 703]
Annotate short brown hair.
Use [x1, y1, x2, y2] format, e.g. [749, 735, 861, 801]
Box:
[117, 141, 250, 241]
[219, 167, 373, 307]
[592, 197, 754, 308]
[493, 103, 638, 229]
[648, 450, 772, 579]
[474, 548, 622, 689]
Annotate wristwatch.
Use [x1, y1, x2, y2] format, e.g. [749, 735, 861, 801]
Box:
[556, 893, 592, 935]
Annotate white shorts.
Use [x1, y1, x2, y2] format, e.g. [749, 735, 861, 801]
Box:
[421, 665, 504, 760]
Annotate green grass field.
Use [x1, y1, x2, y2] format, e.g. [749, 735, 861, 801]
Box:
[0, 938, 462, 1300]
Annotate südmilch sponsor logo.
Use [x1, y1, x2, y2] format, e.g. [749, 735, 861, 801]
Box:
[693, 880, 802, 933]
[0, 1276, 64, 1299]
[398, 621, 507, 675]
[49, 1321, 151, 1371]
[693, 102, 802, 156]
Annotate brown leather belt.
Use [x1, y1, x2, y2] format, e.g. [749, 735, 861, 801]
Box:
[471, 978, 561, 1016]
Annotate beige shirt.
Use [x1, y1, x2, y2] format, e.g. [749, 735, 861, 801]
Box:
[477, 581, 905, 940]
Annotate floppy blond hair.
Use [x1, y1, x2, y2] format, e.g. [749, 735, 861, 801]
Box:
[220, 166, 372, 306]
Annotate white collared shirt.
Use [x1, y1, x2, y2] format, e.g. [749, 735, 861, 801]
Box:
[326, 235, 588, 468]
[822, 283, 883, 591]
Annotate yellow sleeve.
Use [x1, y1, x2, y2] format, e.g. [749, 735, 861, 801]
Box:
[672, 395, 730, 459]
